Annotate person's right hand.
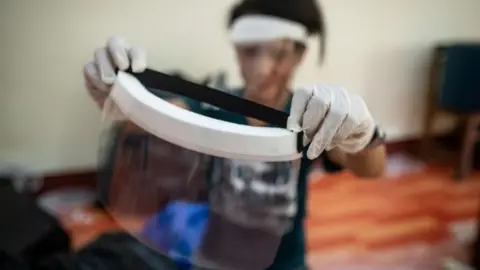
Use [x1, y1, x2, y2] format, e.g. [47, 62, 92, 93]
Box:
[83, 36, 147, 107]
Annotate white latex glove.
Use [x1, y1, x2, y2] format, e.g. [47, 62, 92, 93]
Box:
[83, 36, 147, 107]
[287, 84, 376, 159]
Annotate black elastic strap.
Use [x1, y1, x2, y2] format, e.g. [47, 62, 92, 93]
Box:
[118, 68, 304, 152]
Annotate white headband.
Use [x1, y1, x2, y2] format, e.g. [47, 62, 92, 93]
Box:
[229, 15, 308, 44]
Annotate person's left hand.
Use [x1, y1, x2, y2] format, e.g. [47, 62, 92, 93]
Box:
[287, 84, 376, 159]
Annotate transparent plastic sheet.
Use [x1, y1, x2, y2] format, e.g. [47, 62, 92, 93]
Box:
[98, 70, 303, 270]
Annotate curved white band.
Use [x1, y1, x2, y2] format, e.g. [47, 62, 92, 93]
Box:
[229, 15, 308, 44]
[108, 71, 302, 161]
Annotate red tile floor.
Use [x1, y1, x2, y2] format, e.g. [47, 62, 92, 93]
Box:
[57, 154, 480, 270]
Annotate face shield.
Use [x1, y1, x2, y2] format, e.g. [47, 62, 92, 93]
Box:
[99, 68, 305, 270]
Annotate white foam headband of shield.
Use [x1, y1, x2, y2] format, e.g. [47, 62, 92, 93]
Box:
[229, 15, 308, 44]
[109, 70, 303, 161]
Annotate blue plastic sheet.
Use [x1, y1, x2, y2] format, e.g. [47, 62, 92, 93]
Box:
[141, 201, 210, 269]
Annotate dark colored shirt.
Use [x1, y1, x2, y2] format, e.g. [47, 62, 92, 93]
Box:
[183, 90, 343, 269]
[97, 88, 344, 270]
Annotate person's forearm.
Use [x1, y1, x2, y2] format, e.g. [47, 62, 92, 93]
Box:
[326, 145, 386, 178]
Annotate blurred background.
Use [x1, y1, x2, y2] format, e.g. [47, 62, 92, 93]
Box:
[1, 0, 480, 269]
[1, 0, 479, 172]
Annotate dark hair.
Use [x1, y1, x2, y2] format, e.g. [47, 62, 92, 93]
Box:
[228, 0, 327, 63]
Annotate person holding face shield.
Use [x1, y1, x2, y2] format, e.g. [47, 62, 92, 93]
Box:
[84, 0, 387, 269]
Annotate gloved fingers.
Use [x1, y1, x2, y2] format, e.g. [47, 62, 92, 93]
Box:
[94, 47, 117, 85]
[307, 87, 349, 159]
[337, 121, 376, 153]
[287, 86, 315, 132]
[107, 36, 131, 71]
[84, 63, 109, 107]
[128, 46, 147, 73]
[335, 93, 375, 153]
[301, 90, 330, 146]
[84, 61, 110, 93]
[327, 92, 357, 150]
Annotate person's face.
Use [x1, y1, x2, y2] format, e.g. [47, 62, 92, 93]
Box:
[234, 39, 305, 102]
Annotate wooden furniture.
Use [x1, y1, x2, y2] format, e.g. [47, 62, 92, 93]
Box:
[471, 201, 480, 269]
[420, 44, 480, 180]
[456, 115, 480, 179]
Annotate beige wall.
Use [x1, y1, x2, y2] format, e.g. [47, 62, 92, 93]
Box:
[1, 0, 480, 173]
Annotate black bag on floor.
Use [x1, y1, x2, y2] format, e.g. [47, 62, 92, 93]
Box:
[0, 182, 71, 267]
[36, 232, 180, 270]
